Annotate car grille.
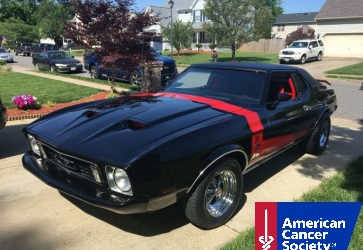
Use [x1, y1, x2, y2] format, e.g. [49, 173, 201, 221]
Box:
[161, 63, 176, 74]
[41, 143, 101, 184]
[282, 51, 294, 55]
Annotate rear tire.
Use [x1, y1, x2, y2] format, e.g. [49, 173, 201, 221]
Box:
[316, 52, 323, 61]
[184, 157, 243, 229]
[305, 113, 330, 155]
[90, 65, 101, 79]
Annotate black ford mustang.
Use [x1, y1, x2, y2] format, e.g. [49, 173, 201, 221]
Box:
[22, 62, 337, 229]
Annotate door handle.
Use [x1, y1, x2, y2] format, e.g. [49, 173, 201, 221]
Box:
[303, 105, 310, 111]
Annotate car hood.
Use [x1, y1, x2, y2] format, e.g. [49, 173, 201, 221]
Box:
[52, 58, 81, 64]
[26, 93, 247, 164]
[0, 52, 11, 57]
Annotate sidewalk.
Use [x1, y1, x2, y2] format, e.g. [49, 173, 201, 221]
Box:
[11, 65, 128, 93]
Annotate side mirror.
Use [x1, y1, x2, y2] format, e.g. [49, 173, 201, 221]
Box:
[309, 45, 313, 49]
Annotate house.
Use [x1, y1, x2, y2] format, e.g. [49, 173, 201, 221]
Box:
[315, 0, 363, 57]
[147, 0, 213, 51]
[271, 12, 318, 39]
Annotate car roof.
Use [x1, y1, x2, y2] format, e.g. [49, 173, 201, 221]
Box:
[190, 62, 303, 72]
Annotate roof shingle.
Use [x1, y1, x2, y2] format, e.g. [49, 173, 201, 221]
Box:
[316, 0, 363, 19]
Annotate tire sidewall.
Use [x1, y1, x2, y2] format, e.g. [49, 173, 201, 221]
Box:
[306, 113, 331, 155]
[185, 157, 243, 229]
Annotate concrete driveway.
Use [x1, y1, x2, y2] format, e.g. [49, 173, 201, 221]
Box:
[1, 57, 363, 250]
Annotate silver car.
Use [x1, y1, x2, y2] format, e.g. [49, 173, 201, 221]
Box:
[0, 47, 14, 63]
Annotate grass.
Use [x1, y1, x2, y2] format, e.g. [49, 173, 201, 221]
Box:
[161, 51, 280, 65]
[325, 62, 363, 76]
[1, 72, 103, 109]
[219, 156, 363, 250]
[30, 69, 140, 91]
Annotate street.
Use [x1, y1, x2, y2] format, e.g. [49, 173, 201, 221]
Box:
[1, 57, 363, 250]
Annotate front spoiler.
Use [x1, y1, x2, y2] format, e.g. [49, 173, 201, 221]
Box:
[22, 152, 183, 214]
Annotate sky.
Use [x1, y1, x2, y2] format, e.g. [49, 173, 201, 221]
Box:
[134, 0, 327, 14]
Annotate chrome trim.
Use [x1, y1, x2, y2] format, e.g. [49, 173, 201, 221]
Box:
[187, 149, 248, 194]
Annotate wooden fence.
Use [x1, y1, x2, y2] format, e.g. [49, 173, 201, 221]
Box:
[238, 39, 285, 53]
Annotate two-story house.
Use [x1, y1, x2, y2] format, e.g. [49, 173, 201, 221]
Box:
[147, 0, 214, 51]
[271, 12, 318, 39]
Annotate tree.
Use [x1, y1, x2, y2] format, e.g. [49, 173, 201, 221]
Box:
[161, 19, 193, 55]
[0, 18, 38, 44]
[285, 26, 315, 46]
[0, 0, 38, 24]
[63, 0, 159, 92]
[253, 0, 283, 39]
[33, 0, 71, 46]
[203, 0, 256, 61]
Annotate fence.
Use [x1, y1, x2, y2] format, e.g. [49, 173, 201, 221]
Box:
[238, 39, 285, 53]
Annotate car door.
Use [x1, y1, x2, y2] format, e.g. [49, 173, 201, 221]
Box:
[37, 52, 50, 70]
[309, 41, 319, 59]
[259, 70, 315, 157]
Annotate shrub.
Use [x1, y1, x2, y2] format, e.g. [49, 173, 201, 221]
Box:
[195, 43, 203, 51]
[209, 43, 216, 51]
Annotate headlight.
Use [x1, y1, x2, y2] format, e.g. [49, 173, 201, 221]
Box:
[55, 63, 67, 67]
[77, 63, 82, 66]
[105, 165, 133, 196]
[27, 134, 41, 156]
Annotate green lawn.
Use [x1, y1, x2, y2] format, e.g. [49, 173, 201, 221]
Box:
[219, 156, 363, 250]
[1, 72, 103, 109]
[325, 62, 363, 80]
[162, 51, 280, 65]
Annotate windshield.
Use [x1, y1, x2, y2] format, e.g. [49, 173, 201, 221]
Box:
[0, 48, 6, 53]
[288, 42, 308, 48]
[164, 67, 266, 106]
[48, 52, 72, 59]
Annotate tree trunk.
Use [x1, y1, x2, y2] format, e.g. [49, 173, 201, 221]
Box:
[141, 61, 163, 93]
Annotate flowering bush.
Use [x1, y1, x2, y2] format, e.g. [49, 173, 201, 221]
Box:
[11, 94, 40, 110]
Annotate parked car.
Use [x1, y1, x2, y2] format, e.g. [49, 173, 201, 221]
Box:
[0, 94, 7, 130]
[83, 47, 177, 85]
[14, 42, 33, 56]
[279, 39, 325, 64]
[22, 62, 337, 229]
[31, 43, 58, 57]
[32, 51, 83, 73]
[61, 42, 83, 50]
[0, 47, 13, 63]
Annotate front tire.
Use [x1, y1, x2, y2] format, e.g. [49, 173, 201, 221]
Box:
[50, 65, 56, 72]
[305, 113, 331, 155]
[129, 71, 142, 85]
[34, 63, 39, 70]
[184, 157, 243, 229]
[300, 55, 306, 64]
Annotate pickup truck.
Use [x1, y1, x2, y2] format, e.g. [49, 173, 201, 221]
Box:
[31, 43, 58, 57]
[279, 39, 325, 64]
[83, 48, 178, 86]
[14, 42, 33, 56]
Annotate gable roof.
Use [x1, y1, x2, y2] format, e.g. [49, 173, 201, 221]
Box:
[274, 12, 318, 24]
[148, 0, 194, 26]
[316, 0, 363, 19]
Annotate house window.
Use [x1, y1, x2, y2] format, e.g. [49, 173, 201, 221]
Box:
[277, 24, 285, 32]
[200, 32, 211, 43]
[193, 10, 207, 22]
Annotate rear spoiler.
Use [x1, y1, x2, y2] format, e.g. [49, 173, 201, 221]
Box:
[316, 79, 331, 85]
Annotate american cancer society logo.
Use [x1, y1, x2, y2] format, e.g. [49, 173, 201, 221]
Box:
[255, 202, 362, 250]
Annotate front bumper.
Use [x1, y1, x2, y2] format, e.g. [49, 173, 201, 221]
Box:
[22, 152, 183, 214]
[55, 65, 83, 73]
[279, 55, 301, 63]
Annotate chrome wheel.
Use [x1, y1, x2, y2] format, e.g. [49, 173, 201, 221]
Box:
[184, 157, 243, 229]
[50, 65, 56, 72]
[319, 119, 329, 147]
[34, 63, 39, 70]
[130, 71, 142, 85]
[205, 170, 237, 217]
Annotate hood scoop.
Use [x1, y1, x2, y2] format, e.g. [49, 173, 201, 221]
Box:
[84, 110, 101, 118]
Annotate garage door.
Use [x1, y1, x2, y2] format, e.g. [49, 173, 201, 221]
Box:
[323, 34, 363, 57]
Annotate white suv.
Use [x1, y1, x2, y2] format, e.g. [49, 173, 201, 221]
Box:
[279, 39, 325, 64]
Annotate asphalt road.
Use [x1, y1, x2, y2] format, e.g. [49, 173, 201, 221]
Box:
[1, 56, 363, 250]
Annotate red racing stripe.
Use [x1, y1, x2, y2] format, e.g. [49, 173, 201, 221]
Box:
[154, 92, 264, 133]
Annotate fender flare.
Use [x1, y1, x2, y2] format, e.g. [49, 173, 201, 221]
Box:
[186, 144, 248, 195]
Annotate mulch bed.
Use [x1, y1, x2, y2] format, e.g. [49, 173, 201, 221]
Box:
[7, 91, 114, 121]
